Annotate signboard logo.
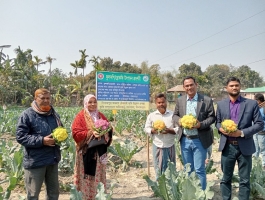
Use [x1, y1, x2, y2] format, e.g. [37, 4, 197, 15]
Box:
[98, 73, 104, 79]
[143, 75, 149, 82]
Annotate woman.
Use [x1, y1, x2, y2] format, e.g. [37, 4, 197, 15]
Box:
[72, 94, 112, 200]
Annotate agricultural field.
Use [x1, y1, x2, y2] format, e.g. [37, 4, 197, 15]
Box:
[0, 106, 265, 200]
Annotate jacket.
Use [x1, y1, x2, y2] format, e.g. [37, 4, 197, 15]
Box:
[172, 93, 216, 149]
[216, 96, 264, 155]
[16, 107, 61, 169]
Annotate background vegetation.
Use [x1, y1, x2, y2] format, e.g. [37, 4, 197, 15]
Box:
[0, 46, 264, 107]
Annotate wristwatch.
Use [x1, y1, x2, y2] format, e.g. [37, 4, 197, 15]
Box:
[240, 131, 244, 137]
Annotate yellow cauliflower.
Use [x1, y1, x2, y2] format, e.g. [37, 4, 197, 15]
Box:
[52, 127, 68, 144]
[153, 120, 166, 134]
[181, 114, 197, 129]
[221, 119, 237, 134]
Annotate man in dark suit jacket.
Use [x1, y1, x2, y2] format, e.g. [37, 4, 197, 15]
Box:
[216, 77, 264, 200]
[172, 76, 215, 190]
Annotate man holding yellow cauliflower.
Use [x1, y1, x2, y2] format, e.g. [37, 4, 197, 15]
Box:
[172, 76, 215, 190]
[144, 93, 179, 181]
[16, 88, 62, 200]
[216, 77, 264, 200]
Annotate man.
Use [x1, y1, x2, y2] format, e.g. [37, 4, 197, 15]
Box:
[144, 93, 179, 180]
[253, 93, 265, 170]
[172, 76, 215, 190]
[16, 88, 62, 200]
[216, 77, 264, 200]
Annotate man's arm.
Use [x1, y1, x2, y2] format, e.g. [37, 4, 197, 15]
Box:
[16, 112, 44, 148]
[199, 97, 216, 130]
[242, 101, 264, 137]
[144, 113, 154, 137]
[172, 99, 181, 127]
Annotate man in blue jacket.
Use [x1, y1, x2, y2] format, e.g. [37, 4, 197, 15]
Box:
[216, 77, 264, 200]
[16, 88, 62, 200]
[253, 93, 265, 170]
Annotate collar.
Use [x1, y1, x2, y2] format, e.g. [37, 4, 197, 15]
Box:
[155, 109, 170, 115]
[186, 93, 198, 101]
[230, 95, 241, 104]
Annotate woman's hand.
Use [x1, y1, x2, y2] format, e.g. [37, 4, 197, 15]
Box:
[93, 131, 100, 138]
[104, 133, 110, 142]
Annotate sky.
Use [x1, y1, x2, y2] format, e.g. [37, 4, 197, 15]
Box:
[1, 0, 265, 78]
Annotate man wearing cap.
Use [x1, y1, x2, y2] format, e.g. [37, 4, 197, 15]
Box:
[16, 88, 62, 200]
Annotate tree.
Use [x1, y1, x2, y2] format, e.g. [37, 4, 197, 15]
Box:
[78, 49, 89, 85]
[99, 57, 113, 71]
[89, 55, 103, 71]
[204, 64, 231, 97]
[70, 60, 80, 75]
[46, 55, 56, 91]
[233, 65, 263, 89]
[33, 56, 46, 72]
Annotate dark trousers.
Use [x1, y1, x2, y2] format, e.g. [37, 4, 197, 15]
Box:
[24, 164, 59, 200]
[220, 144, 252, 200]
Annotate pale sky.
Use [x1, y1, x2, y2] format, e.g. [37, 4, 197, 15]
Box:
[1, 0, 265, 78]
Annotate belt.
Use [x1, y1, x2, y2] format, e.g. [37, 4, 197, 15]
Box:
[183, 134, 199, 139]
[227, 140, 238, 145]
[258, 131, 265, 135]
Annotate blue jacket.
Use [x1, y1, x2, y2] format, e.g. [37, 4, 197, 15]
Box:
[259, 107, 265, 132]
[16, 107, 61, 169]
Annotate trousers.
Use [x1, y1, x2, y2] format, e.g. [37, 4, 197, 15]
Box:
[24, 164, 59, 200]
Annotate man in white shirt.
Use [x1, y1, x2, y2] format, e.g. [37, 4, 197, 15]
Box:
[144, 93, 179, 179]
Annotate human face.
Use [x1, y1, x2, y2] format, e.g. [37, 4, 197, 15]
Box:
[183, 78, 198, 98]
[155, 97, 167, 114]
[35, 93, 51, 111]
[226, 81, 241, 97]
[87, 97, 97, 112]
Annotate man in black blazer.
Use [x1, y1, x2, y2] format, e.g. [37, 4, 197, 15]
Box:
[172, 76, 215, 190]
[216, 77, 264, 200]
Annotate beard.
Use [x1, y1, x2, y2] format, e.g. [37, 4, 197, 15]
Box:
[158, 106, 166, 113]
[228, 91, 240, 97]
[39, 105, 51, 112]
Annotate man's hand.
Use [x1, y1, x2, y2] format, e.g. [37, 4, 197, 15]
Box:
[228, 130, 241, 137]
[178, 119, 182, 127]
[193, 120, 201, 129]
[151, 128, 158, 134]
[161, 128, 175, 134]
[219, 128, 241, 137]
[219, 127, 228, 135]
[43, 134, 55, 146]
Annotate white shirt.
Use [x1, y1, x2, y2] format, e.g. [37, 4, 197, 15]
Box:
[144, 109, 179, 148]
[184, 93, 198, 136]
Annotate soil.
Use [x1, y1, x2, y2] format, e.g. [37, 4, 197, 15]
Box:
[0, 135, 251, 200]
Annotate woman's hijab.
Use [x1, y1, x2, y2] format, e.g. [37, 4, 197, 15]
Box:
[83, 94, 99, 122]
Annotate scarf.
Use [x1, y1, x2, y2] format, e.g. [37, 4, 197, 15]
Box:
[31, 101, 62, 126]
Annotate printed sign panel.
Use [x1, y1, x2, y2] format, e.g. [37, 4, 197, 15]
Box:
[96, 71, 150, 110]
